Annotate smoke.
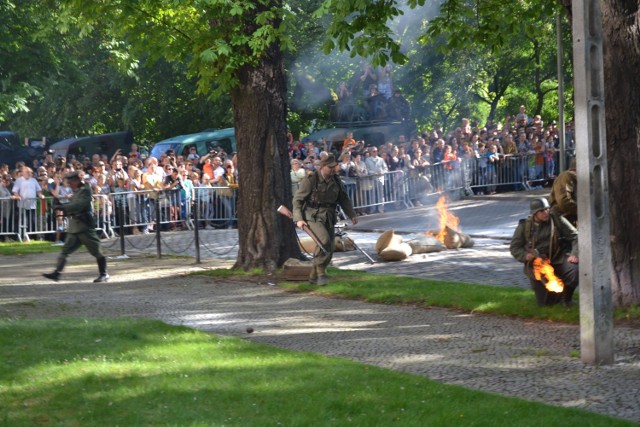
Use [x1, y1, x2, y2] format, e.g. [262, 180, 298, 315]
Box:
[289, 1, 444, 115]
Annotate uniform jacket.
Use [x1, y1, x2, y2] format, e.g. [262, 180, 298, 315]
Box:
[292, 171, 356, 225]
[510, 212, 578, 271]
[548, 170, 577, 216]
[60, 183, 95, 234]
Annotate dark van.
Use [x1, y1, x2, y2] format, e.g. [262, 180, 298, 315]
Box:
[0, 131, 46, 168]
[149, 128, 236, 160]
[49, 131, 134, 160]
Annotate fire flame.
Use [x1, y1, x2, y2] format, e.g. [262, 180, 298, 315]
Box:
[532, 258, 564, 293]
[427, 195, 460, 243]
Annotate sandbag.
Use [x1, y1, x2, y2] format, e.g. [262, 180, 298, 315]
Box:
[460, 233, 475, 248]
[443, 226, 463, 249]
[335, 236, 356, 252]
[379, 242, 412, 261]
[408, 235, 444, 254]
[298, 236, 317, 254]
[299, 235, 356, 253]
[376, 230, 403, 254]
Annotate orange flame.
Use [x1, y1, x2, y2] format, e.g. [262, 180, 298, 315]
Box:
[532, 258, 564, 293]
[427, 195, 460, 243]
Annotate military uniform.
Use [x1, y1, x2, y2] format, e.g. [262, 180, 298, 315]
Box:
[510, 198, 578, 306]
[43, 172, 108, 282]
[548, 168, 577, 225]
[292, 158, 357, 283]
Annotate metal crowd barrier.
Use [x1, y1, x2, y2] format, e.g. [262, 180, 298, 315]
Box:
[3, 152, 561, 243]
[338, 152, 559, 212]
[1, 186, 238, 243]
[0, 197, 21, 242]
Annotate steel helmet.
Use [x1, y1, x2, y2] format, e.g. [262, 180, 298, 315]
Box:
[530, 198, 550, 214]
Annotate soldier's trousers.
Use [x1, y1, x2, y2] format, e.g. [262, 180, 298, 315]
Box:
[60, 230, 105, 262]
[529, 256, 579, 306]
[306, 219, 336, 275]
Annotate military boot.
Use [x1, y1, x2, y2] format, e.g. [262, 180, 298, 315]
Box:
[42, 271, 61, 282]
[43, 256, 66, 282]
[93, 257, 109, 283]
[316, 268, 327, 286]
[308, 266, 318, 285]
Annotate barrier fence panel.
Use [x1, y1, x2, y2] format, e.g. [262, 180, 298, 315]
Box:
[192, 187, 237, 230]
[4, 152, 573, 246]
[0, 197, 21, 242]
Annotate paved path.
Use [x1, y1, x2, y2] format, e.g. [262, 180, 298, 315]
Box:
[1, 192, 639, 423]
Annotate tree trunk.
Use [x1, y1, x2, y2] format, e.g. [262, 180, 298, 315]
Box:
[560, 0, 640, 306]
[230, 42, 302, 272]
[600, 1, 640, 306]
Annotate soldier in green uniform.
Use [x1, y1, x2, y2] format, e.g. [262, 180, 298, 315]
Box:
[548, 158, 577, 226]
[510, 198, 578, 306]
[43, 171, 109, 283]
[293, 154, 358, 286]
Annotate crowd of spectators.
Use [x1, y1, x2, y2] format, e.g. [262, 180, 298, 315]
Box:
[1, 102, 575, 241]
[288, 105, 575, 210]
[0, 144, 239, 242]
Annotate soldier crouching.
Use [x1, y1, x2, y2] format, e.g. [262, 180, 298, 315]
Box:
[510, 198, 579, 306]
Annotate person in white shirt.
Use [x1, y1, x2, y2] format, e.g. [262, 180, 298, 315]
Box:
[364, 146, 388, 213]
[11, 167, 44, 235]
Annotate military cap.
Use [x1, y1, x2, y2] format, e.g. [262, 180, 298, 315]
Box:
[321, 154, 338, 168]
[65, 171, 82, 181]
[530, 198, 550, 214]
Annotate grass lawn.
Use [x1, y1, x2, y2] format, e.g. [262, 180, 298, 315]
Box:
[198, 268, 640, 326]
[1, 318, 634, 426]
[0, 240, 62, 255]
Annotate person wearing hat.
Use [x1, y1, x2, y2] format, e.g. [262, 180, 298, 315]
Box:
[292, 153, 358, 286]
[43, 171, 109, 283]
[510, 198, 579, 306]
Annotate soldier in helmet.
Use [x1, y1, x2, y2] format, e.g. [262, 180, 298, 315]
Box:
[293, 153, 358, 286]
[42, 171, 109, 283]
[510, 198, 579, 306]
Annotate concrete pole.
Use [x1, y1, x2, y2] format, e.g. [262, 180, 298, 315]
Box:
[571, 0, 613, 364]
[556, 13, 566, 173]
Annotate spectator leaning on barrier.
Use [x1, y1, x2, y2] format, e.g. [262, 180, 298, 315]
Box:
[11, 167, 44, 236]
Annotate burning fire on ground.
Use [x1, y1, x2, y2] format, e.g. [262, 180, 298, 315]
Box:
[426, 195, 473, 249]
[532, 258, 564, 293]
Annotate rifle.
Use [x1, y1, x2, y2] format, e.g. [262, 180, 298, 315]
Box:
[277, 205, 329, 255]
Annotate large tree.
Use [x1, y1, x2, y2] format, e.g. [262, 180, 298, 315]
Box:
[59, 0, 300, 270]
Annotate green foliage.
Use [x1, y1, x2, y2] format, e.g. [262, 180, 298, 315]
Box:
[4, 0, 574, 141]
